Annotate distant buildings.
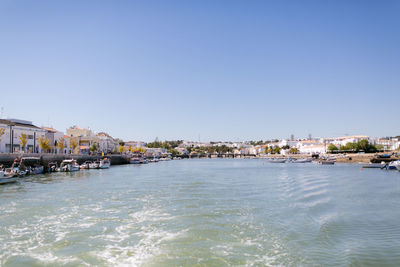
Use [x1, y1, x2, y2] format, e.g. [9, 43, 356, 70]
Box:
[65, 126, 118, 154]
[0, 119, 46, 153]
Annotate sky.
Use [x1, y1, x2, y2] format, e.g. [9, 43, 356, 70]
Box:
[0, 0, 399, 142]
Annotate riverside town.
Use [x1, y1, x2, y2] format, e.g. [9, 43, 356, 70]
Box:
[0, 117, 400, 183]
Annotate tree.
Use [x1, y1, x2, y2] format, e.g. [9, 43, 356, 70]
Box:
[133, 147, 146, 153]
[90, 143, 98, 153]
[19, 133, 27, 152]
[70, 138, 78, 154]
[115, 138, 125, 146]
[57, 137, 65, 153]
[168, 148, 179, 157]
[118, 145, 125, 153]
[328, 144, 338, 151]
[0, 128, 5, 142]
[128, 145, 132, 152]
[289, 147, 299, 154]
[38, 136, 52, 152]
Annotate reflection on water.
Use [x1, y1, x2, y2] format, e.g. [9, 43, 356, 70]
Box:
[0, 159, 400, 266]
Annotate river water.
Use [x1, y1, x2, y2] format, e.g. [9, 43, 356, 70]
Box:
[0, 159, 399, 266]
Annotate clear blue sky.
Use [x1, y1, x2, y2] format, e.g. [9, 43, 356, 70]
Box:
[1, 0, 399, 141]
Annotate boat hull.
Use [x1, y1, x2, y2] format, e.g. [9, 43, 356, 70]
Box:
[0, 177, 17, 185]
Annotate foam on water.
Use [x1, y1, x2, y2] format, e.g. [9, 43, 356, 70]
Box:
[0, 160, 400, 266]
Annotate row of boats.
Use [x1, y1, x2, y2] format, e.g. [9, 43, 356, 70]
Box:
[362, 160, 400, 171]
[0, 158, 111, 185]
[129, 156, 173, 164]
[266, 158, 336, 165]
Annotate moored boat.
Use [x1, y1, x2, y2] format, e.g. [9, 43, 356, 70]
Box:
[48, 162, 58, 173]
[59, 159, 80, 172]
[362, 162, 385, 169]
[80, 161, 92, 169]
[99, 158, 111, 169]
[4, 158, 27, 177]
[292, 158, 312, 163]
[89, 161, 100, 169]
[388, 160, 400, 171]
[393, 161, 400, 171]
[267, 159, 287, 163]
[319, 160, 335, 165]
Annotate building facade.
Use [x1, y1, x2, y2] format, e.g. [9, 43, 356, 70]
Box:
[0, 119, 46, 153]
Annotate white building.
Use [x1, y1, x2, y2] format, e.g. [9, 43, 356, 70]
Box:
[299, 144, 327, 154]
[323, 135, 369, 147]
[42, 126, 68, 153]
[0, 119, 46, 153]
[96, 132, 118, 153]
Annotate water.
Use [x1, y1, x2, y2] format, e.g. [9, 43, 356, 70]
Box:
[0, 159, 400, 266]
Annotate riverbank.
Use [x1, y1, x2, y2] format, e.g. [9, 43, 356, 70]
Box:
[0, 153, 130, 170]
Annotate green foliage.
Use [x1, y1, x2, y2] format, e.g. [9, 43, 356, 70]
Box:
[90, 143, 98, 153]
[328, 144, 338, 151]
[168, 148, 179, 157]
[289, 147, 299, 154]
[115, 138, 125, 146]
[339, 139, 377, 153]
[146, 140, 183, 150]
[249, 140, 267, 146]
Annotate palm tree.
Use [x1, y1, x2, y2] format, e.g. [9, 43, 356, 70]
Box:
[19, 133, 27, 152]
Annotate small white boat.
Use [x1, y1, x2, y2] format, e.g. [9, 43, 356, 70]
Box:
[267, 159, 287, 163]
[80, 161, 92, 169]
[59, 159, 80, 172]
[89, 161, 100, 169]
[130, 157, 141, 164]
[362, 162, 385, 169]
[99, 158, 110, 169]
[48, 162, 58, 173]
[389, 160, 400, 171]
[292, 158, 312, 163]
[319, 160, 335, 165]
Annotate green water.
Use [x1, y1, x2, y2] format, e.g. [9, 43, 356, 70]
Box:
[0, 159, 399, 266]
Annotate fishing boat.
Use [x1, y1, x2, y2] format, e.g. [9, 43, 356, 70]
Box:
[80, 161, 92, 169]
[4, 158, 27, 177]
[130, 157, 147, 164]
[319, 160, 335, 165]
[292, 158, 312, 163]
[387, 161, 399, 170]
[99, 158, 111, 169]
[362, 162, 385, 169]
[48, 162, 58, 173]
[59, 159, 80, 172]
[21, 157, 44, 175]
[130, 157, 141, 164]
[393, 160, 400, 171]
[267, 159, 287, 163]
[89, 161, 100, 169]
